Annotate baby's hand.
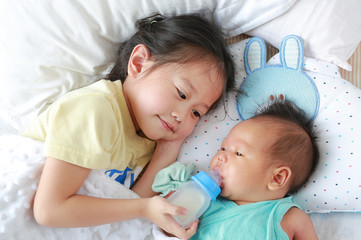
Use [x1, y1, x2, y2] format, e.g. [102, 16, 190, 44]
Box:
[146, 196, 198, 240]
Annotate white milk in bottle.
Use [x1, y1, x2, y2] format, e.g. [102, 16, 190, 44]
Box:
[167, 170, 222, 228]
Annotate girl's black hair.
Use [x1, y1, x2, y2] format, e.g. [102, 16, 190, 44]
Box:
[106, 13, 236, 100]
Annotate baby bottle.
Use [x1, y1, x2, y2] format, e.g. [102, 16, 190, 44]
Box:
[166, 170, 221, 229]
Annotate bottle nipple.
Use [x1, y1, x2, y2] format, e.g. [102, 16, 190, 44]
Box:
[208, 170, 222, 187]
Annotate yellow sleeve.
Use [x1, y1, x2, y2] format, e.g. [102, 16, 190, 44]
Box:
[43, 93, 120, 169]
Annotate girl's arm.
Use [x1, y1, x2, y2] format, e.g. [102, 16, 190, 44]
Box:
[34, 157, 146, 227]
[131, 139, 184, 197]
[34, 157, 197, 239]
[281, 207, 318, 240]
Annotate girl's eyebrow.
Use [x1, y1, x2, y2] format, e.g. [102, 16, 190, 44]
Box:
[182, 77, 196, 92]
[182, 78, 210, 110]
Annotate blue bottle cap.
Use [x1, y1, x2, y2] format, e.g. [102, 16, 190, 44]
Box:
[192, 171, 221, 201]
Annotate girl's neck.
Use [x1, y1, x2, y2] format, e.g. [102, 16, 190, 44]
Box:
[122, 81, 140, 132]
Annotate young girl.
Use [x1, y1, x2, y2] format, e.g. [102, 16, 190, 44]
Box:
[22, 13, 235, 239]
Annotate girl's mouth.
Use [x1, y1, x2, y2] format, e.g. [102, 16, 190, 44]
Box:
[159, 116, 174, 132]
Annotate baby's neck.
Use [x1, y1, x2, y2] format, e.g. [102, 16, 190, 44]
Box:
[233, 196, 285, 206]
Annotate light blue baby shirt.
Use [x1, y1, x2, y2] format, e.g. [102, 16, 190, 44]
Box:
[191, 196, 300, 240]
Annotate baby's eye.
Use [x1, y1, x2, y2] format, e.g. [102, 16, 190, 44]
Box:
[192, 109, 201, 118]
[177, 89, 186, 100]
[235, 152, 243, 156]
[220, 147, 226, 151]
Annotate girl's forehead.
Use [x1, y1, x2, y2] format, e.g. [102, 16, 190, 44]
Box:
[176, 61, 224, 90]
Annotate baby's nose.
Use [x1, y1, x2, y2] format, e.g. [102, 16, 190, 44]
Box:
[218, 153, 228, 164]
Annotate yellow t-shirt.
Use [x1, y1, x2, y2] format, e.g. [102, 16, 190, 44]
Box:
[23, 80, 155, 186]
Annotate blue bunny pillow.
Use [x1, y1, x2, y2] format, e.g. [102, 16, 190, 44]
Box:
[237, 35, 319, 122]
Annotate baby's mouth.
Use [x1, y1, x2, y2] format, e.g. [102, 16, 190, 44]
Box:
[219, 175, 224, 189]
[219, 181, 224, 189]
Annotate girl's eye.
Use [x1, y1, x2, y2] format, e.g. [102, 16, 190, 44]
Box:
[192, 109, 201, 118]
[178, 89, 186, 100]
[236, 152, 243, 156]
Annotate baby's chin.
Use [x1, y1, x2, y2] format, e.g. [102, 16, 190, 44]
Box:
[219, 189, 229, 198]
[219, 189, 239, 203]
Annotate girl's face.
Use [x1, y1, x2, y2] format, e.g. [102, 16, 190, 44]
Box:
[124, 60, 224, 141]
[209, 119, 277, 205]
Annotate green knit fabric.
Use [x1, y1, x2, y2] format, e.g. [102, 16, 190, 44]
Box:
[152, 162, 195, 196]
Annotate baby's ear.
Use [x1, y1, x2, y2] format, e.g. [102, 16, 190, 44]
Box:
[268, 166, 292, 192]
[127, 44, 151, 78]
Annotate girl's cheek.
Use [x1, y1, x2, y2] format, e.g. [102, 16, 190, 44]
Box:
[182, 122, 197, 137]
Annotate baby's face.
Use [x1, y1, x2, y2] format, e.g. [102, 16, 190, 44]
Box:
[209, 118, 278, 205]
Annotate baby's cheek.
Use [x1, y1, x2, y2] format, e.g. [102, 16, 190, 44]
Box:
[219, 184, 230, 198]
[209, 157, 217, 169]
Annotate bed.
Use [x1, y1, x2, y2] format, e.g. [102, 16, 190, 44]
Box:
[1, 0, 360, 239]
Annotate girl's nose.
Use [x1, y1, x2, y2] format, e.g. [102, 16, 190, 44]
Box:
[171, 111, 182, 122]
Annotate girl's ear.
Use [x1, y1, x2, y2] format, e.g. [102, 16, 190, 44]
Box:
[268, 166, 292, 192]
[127, 44, 151, 78]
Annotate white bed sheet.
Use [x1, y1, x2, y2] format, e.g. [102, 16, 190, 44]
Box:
[310, 212, 361, 239]
[0, 135, 153, 240]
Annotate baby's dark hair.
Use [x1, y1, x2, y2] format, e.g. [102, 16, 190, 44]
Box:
[252, 100, 319, 194]
[106, 13, 236, 110]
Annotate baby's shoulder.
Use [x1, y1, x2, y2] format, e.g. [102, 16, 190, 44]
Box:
[281, 207, 318, 240]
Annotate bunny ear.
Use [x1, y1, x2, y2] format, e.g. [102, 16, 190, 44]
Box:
[280, 35, 304, 71]
[244, 37, 267, 75]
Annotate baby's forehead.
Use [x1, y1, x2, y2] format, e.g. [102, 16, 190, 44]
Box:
[232, 116, 299, 141]
[228, 118, 278, 139]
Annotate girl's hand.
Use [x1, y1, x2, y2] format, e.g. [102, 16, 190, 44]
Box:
[146, 196, 198, 240]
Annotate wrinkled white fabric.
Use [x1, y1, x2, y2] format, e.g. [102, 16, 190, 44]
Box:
[0, 0, 296, 134]
[0, 135, 163, 240]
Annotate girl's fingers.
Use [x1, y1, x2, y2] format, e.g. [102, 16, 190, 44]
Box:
[163, 215, 198, 240]
[179, 220, 199, 240]
[188, 219, 199, 231]
[161, 198, 187, 216]
[173, 206, 187, 216]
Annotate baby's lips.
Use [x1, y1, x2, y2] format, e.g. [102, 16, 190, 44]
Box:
[219, 179, 224, 189]
[217, 173, 224, 189]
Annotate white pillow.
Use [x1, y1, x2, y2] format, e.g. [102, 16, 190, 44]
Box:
[246, 0, 361, 71]
[177, 39, 361, 213]
[0, 0, 296, 135]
